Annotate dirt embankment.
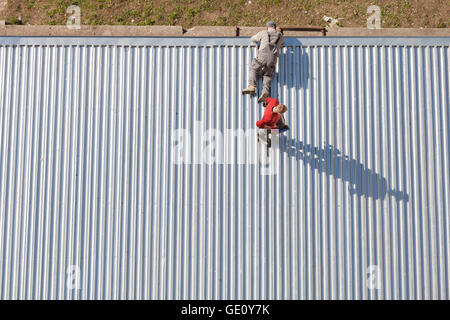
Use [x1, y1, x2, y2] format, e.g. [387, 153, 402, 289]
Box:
[1, 0, 449, 28]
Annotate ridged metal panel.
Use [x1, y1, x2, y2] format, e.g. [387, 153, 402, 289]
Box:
[0, 37, 449, 300]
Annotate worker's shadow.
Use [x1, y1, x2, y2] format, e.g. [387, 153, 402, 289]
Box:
[274, 39, 310, 90]
[279, 136, 409, 202]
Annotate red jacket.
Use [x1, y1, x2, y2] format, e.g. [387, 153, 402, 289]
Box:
[256, 97, 281, 129]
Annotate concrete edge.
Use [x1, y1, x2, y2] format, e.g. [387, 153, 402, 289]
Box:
[0, 25, 449, 37]
[326, 27, 450, 37]
[0, 25, 184, 36]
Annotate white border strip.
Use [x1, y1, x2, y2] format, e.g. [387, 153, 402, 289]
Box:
[0, 36, 449, 47]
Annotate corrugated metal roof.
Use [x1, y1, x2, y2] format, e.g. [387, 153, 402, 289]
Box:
[0, 36, 449, 300]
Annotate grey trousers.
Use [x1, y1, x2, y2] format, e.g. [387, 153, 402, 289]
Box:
[248, 59, 275, 93]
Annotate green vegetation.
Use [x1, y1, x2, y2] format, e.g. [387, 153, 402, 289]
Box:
[6, 16, 22, 25]
[1, 0, 448, 28]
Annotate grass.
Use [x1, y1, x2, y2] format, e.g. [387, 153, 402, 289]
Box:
[1, 0, 449, 28]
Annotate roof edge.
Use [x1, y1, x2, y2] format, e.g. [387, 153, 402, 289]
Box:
[1, 36, 449, 47]
[0, 25, 449, 37]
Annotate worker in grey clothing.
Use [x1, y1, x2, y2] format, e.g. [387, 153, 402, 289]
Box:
[242, 21, 284, 103]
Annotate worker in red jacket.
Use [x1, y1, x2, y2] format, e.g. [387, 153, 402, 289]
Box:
[256, 97, 288, 130]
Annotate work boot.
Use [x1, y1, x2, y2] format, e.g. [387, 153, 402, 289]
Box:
[257, 90, 269, 103]
[242, 85, 256, 95]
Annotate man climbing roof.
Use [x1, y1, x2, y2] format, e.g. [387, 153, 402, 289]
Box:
[242, 21, 284, 103]
[256, 97, 288, 130]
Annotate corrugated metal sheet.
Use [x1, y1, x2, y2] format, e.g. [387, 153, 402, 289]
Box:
[0, 36, 449, 300]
